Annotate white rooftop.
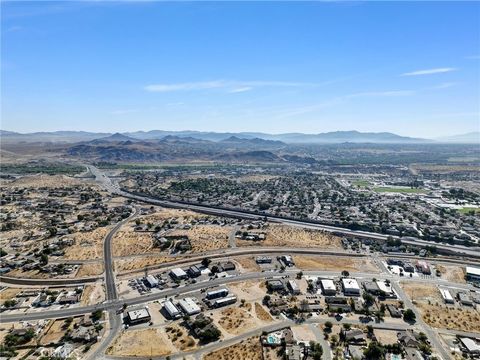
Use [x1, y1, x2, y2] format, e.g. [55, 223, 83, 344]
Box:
[321, 279, 336, 291]
[170, 268, 187, 277]
[127, 308, 150, 320]
[178, 297, 200, 314]
[466, 266, 480, 276]
[342, 278, 360, 290]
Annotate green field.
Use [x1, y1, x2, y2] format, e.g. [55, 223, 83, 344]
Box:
[351, 180, 371, 187]
[373, 187, 427, 194]
[457, 207, 480, 215]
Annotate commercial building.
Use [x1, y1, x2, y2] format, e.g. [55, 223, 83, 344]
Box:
[206, 288, 229, 300]
[460, 338, 480, 355]
[279, 255, 295, 267]
[466, 266, 480, 281]
[363, 281, 380, 295]
[342, 278, 360, 296]
[287, 280, 300, 295]
[170, 268, 188, 280]
[212, 296, 237, 308]
[126, 308, 151, 325]
[163, 300, 181, 319]
[416, 261, 430, 275]
[458, 292, 473, 306]
[375, 281, 395, 298]
[439, 288, 454, 304]
[267, 280, 285, 291]
[256, 256, 272, 264]
[145, 275, 158, 288]
[178, 297, 201, 316]
[320, 279, 337, 296]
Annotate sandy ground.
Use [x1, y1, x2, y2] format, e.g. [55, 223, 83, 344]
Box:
[0, 288, 22, 305]
[169, 225, 231, 253]
[107, 328, 175, 357]
[63, 226, 113, 260]
[165, 324, 198, 352]
[76, 263, 104, 277]
[114, 255, 174, 273]
[254, 302, 273, 322]
[401, 283, 441, 303]
[81, 283, 105, 305]
[203, 336, 263, 360]
[436, 265, 466, 284]
[39, 319, 69, 345]
[374, 329, 399, 345]
[229, 281, 267, 302]
[418, 303, 480, 333]
[217, 307, 258, 335]
[237, 224, 341, 249]
[294, 255, 379, 273]
[234, 257, 261, 272]
[112, 226, 155, 257]
[2, 174, 87, 189]
[291, 325, 317, 343]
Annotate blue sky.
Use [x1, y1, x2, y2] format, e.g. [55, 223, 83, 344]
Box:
[1, 1, 479, 138]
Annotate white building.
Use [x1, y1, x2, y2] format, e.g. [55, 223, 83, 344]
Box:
[460, 338, 480, 354]
[206, 288, 229, 300]
[170, 268, 188, 280]
[342, 278, 360, 296]
[375, 280, 395, 297]
[439, 288, 454, 304]
[320, 279, 337, 296]
[178, 297, 201, 316]
[163, 300, 181, 319]
[287, 280, 300, 295]
[145, 275, 158, 288]
[466, 266, 480, 281]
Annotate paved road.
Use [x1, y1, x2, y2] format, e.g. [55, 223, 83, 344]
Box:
[86, 206, 139, 360]
[87, 165, 480, 259]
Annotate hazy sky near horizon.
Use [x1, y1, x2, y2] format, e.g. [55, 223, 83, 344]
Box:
[1, 1, 479, 138]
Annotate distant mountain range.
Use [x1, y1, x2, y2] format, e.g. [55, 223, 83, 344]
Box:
[0, 129, 450, 144]
[435, 132, 480, 144]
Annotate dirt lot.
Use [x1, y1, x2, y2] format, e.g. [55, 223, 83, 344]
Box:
[229, 281, 267, 302]
[254, 302, 273, 322]
[217, 307, 257, 335]
[114, 255, 174, 273]
[107, 328, 175, 357]
[418, 303, 480, 333]
[401, 283, 441, 302]
[81, 283, 105, 305]
[203, 336, 262, 360]
[374, 329, 399, 345]
[294, 255, 379, 273]
[63, 226, 113, 260]
[39, 319, 69, 345]
[238, 224, 341, 249]
[112, 226, 155, 257]
[0, 288, 22, 305]
[234, 256, 261, 272]
[169, 225, 231, 253]
[165, 324, 197, 352]
[436, 265, 466, 284]
[76, 263, 104, 277]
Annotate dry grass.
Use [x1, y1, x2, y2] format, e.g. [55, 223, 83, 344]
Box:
[0, 288, 22, 305]
[294, 255, 379, 273]
[401, 283, 441, 302]
[76, 263, 104, 277]
[112, 227, 155, 257]
[228, 281, 267, 301]
[254, 302, 273, 322]
[374, 330, 399, 345]
[235, 257, 261, 272]
[165, 324, 197, 351]
[107, 328, 174, 357]
[203, 336, 262, 360]
[114, 255, 174, 273]
[168, 225, 231, 253]
[436, 265, 466, 284]
[2, 174, 86, 189]
[39, 319, 68, 345]
[63, 226, 113, 260]
[80, 283, 105, 305]
[256, 225, 342, 249]
[419, 303, 480, 333]
[217, 307, 257, 335]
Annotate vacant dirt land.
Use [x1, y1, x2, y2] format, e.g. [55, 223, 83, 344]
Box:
[3, 174, 87, 189]
[294, 255, 379, 273]
[229, 281, 266, 301]
[76, 263, 104, 277]
[238, 224, 341, 249]
[234, 257, 261, 272]
[255, 302, 273, 322]
[374, 330, 399, 345]
[169, 225, 231, 253]
[0, 288, 22, 305]
[165, 324, 197, 352]
[115, 255, 174, 273]
[419, 303, 480, 333]
[112, 226, 155, 257]
[204, 336, 262, 360]
[107, 328, 174, 357]
[436, 265, 466, 284]
[40, 319, 68, 345]
[217, 307, 257, 335]
[401, 283, 441, 302]
[81, 283, 105, 305]
[63, 226, 113, 260]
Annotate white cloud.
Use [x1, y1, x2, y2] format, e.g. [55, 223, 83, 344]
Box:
[401, 68, 457, 76]
[144, 80, 316, 93]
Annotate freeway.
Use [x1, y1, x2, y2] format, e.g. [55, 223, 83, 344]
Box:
[87, 165, 480, 259]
